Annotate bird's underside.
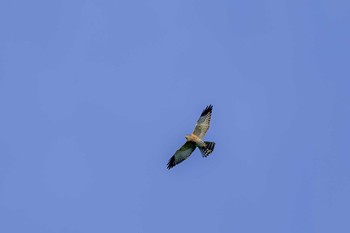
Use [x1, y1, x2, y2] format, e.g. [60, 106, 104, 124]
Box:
[185, 134, 205, 147]
[167, 105, 216, 169]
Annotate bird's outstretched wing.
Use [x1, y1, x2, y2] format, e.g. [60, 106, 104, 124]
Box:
[193, 105, 213, 139]
[167, 141, 196, 169]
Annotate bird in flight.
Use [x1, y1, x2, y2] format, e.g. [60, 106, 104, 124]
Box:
[167, 105, 216, 169]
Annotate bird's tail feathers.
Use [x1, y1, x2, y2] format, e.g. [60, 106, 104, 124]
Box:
[199, 141, 215, 157]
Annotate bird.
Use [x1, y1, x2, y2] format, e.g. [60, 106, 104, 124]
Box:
[167, 105, 216, 169]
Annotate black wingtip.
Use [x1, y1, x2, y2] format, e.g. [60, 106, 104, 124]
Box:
[167, 156, 176, 169]
[200, 104, 213, 117]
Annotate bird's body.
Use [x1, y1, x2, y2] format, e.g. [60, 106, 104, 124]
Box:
[167, 105, 216, 169]
[185, 134, 205, 147]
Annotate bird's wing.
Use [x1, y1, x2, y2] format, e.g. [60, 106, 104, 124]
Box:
[193, 105, 213, 139]
[167, 141, 196, 169]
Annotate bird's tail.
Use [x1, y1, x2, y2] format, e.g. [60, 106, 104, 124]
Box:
[199, 141, 216, 157]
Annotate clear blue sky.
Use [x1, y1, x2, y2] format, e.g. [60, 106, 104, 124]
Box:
[0, 0, 349, 232]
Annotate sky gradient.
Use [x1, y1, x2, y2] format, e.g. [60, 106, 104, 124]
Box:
[1, 0, 349, 232]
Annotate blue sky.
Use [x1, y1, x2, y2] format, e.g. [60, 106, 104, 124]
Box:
[0, 0, 349, 232]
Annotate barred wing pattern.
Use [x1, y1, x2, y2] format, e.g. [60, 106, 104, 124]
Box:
[193, 105, 213, 139]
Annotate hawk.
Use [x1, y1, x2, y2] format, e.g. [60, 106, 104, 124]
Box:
[167, 105, 216, 169]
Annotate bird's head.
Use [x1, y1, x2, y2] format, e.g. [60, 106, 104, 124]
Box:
[185, 135, 190, 141]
